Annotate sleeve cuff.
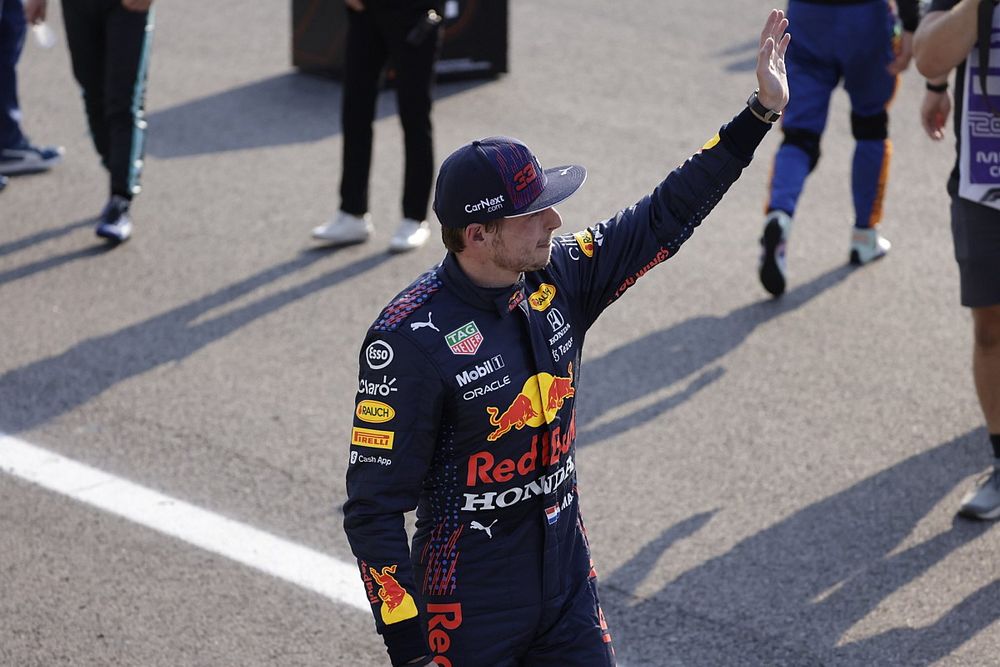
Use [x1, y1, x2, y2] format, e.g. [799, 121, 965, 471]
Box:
[384, 618, 429, 667]
[898, 1, 920, 32]
[719, 106, 772, 163]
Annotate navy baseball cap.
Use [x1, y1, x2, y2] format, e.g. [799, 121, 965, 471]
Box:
[433, 136, 587, 228]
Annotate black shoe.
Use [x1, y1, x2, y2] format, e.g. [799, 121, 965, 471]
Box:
[758, 210, 791, 297]
[95, 196, 133, 244]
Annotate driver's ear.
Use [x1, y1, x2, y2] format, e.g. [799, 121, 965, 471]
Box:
[466, 224, 486, 246]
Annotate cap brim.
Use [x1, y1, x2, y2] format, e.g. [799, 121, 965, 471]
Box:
[503, 164, 587, 219]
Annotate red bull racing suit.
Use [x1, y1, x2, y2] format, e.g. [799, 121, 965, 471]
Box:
[344, 107, 771, 666]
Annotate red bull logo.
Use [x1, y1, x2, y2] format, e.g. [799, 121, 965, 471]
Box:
[369, 564, 418, 625]
[426, 602, 463, 667]
[508, 289, 525, 312]
[612, 247, 670, 300]
[485, 363, 574, 442]
[468, 411, 576, 486]
[546, 365, 574, 410]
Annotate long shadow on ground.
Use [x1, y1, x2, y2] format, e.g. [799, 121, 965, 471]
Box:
[577, 264, 854, 447]
[602, 428, 997, 666]
[145, 73, 490, 159]
[0, 249, 390, 434]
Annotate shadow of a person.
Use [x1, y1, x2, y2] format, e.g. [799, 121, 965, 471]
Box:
[0, 249, 391, 434]
[601, 428, 996, 666]
[577, 264, 854, 447]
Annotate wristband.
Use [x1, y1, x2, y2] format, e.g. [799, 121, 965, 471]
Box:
[925, 80, 949, 93]
[747, 89, 781, 123]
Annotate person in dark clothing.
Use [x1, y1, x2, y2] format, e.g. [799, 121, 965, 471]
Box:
[343, 11, 790, 667]
[312, 0, 443, 253]
[757, 0, 920, 297]
[0, 0, 63, 185]
[915, 0, 1000, 520]
[61, 0, 154, 244]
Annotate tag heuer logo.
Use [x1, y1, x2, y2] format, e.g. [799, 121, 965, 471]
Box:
[445, 321, 484, 355]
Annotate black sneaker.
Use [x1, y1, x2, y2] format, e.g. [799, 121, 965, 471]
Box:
[95, 196, 133, 244]
[758, 210, 792, 297]
[0, 138, 64, 175]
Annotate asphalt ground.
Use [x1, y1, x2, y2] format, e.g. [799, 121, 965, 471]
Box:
[1, 1, 998, 665]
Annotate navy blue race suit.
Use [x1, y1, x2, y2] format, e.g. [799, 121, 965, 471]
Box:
[344, 107, 771, 667]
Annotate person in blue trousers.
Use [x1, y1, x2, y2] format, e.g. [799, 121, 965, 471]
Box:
[0, 0, 64, 190]
[758, 0, 920, 297]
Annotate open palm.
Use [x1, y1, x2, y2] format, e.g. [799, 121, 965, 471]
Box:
[756, 9, 791, 112]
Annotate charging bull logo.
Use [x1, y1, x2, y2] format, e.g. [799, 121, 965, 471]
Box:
[485, 363, 574, 441]
[369, 565, 418, 625]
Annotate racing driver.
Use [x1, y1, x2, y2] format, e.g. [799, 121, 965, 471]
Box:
[344, 10, 791, 666]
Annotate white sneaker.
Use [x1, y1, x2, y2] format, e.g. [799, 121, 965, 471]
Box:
[312, 211, 373, 245]
[849, 228, 891, 266]
[958, 465, 1000, 520]
[389, 218, 431, 253]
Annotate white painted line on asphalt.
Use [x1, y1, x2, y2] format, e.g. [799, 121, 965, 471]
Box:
[0, 433, 369, 613]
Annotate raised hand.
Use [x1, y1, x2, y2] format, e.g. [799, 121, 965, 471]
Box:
[756, 9, 791, 112]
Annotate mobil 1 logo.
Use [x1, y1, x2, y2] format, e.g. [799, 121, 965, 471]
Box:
[455, 354, 505, 387]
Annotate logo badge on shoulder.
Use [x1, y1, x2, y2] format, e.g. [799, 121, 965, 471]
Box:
[366, 340, 394, 369]
[573, 230, 594, 258]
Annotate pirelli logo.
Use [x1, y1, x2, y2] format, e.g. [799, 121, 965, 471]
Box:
[351, 427, 394, 450]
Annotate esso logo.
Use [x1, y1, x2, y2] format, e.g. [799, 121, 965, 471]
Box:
[365, 340, 394, 370]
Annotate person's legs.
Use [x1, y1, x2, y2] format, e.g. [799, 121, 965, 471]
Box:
[0, 0, 27, 149]
[958, 306, 1000, 520]
[759, 1, 837, 296]
[62, 0, 109, 166]
[765, 3, 836, 218]
[312, 6, 385, 245]
[522, 570, 616, 667]
[0, 0, 62, 175]
[972, 306, 1000, 435]
[841, 1, 897, 264]
[102, 2, 153, 201]
[951, 195, 1000, 519]
[339, 6, 386, 218]
[383, 7, 439, 251]
[390, 10, 438, 223]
